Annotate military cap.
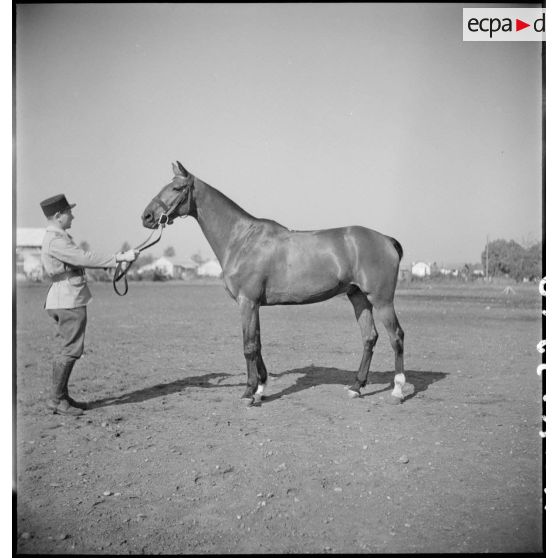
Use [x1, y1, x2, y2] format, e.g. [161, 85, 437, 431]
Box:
[40, 194, 76, 217]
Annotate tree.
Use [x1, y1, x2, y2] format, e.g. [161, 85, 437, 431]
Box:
[481, 238, 542, 282]
[522, 241, 543, 281]
[191, 251, 206, 265]
[460, 263, 473, 281]
[137, 253, 154, 268]
[164, 246, 176, 258]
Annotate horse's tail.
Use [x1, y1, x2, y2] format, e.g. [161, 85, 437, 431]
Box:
[388, 236, 404, 261]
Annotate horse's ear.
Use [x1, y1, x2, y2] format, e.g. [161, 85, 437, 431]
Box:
[176, 161, 189, 177]
[172, 162, 181, 176]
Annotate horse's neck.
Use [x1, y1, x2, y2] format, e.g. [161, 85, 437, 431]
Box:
[193, 180, 255, 264]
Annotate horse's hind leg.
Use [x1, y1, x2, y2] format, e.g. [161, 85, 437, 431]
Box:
[375, 302, 408, 404]
[255, 353, 268, 392]
[347, 288, 378, 398]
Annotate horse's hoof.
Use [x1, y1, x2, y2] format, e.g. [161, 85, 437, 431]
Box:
[241, 396, 255, 407]
[347, 389, 361, 399]
[386, 394, 403, 405]
[242, 396, 262, 408]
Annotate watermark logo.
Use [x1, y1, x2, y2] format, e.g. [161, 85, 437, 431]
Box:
[463, 8, 545, 41]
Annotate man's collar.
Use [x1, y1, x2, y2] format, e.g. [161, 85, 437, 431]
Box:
[46, 224, 70, 236]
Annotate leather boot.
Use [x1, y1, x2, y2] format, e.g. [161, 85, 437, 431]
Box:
[46, 360, 84, 416]
[62, 362, 88, 410]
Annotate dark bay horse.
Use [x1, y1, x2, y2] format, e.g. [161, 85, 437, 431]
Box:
[142, 162, 407, 406]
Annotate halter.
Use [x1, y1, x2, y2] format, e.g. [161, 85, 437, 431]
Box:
[112, 181, 193, 296]
[157, 176, 195, 220]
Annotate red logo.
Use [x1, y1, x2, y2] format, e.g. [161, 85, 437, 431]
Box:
[516, 18, 530, 31]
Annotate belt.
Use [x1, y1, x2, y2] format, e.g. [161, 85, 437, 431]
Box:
[50, 269, 85, 282]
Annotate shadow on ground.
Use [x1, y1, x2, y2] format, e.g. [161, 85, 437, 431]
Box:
[88, 372, 243, 408]
[264, 368, 447, 403]
[87, 368, 447, 409]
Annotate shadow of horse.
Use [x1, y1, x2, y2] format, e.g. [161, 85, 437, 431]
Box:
[87, 372, 243, 409]
[87, 368, 447, 409]
[263, 368, 447, 404]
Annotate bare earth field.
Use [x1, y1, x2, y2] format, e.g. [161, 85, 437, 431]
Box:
[15, 281, 543, 554]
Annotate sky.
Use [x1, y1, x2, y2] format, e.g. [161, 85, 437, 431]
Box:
[15, 3, 543, 267]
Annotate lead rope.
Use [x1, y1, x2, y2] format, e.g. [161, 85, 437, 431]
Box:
[113, 223, 166, 296]
[114, 184, 190, 295]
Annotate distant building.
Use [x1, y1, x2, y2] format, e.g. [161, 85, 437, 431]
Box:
[168, 257, 198, 279]
[459, 263, 485, 280]
[439, 268, 459, 277]
[16, 228, 45, 281]
[138, 256, 174, 278]
[197, 259, 222, 278]
[137, 256, 200, 279]
[136, 256, 222, 280]
[398, 265, 411, 281]
[411, 261, 431, 278]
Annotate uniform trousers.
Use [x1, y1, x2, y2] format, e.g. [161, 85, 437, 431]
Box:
[46, 306, 87, 364]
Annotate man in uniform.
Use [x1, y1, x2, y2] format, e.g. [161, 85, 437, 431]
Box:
[40, 193, 139, 416]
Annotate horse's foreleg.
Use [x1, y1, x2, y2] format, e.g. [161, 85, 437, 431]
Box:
[239, 296, 264, 404]
[376, 302, 409, 404]
[347, 289, 378, 398]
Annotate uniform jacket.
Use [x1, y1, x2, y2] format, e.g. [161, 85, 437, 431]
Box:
[41, 225, 117, 309]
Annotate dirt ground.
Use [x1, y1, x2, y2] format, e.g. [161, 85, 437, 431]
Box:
[15, 280, 543, 554]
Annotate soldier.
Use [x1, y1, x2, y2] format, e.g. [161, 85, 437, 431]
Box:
[40, 194, 139, 416]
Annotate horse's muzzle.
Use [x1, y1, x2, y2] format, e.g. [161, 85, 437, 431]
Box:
[141, 210, 158, 229]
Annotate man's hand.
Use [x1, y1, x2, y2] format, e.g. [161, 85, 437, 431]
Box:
[116, 249, 140, 263]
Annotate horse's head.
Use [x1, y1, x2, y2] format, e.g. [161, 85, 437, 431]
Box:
[142, 161, 197, 229]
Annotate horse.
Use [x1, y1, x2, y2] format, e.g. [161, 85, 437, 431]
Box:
[141, 162, 408, 406]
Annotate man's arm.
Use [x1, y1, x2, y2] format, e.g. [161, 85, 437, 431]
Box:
[47, 235, 118, 269]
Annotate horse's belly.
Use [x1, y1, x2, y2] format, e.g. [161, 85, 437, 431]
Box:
[264, 279, 347, 305]
[264, 249, 350, 305]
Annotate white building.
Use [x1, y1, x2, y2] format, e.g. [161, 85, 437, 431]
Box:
[168, 257, 198, 279]
[411, 261, 431, 278]
[197, 259, 222, 278]
[138, 256, 201, 279]
[138, 256, 174, 278]
[16, 228, 45, 281]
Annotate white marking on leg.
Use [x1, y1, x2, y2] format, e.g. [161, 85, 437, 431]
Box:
[392, 373, 405, 399]
[256, 382, 266, 397]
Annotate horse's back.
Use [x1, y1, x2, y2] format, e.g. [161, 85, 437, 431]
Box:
[265, 223, 402, 282]
[291, 225, 401, 267]
[267, 225, 401, 305]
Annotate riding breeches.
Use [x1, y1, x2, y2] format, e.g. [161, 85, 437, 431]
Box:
[46, 306, 87, 362]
